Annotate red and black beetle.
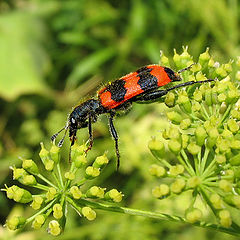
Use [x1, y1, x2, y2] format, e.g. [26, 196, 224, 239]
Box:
[51, 64, 213, 168]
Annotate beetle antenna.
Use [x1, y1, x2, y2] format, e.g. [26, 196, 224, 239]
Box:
[51, 127, 65, 142]
[178, 63, 196, 74]
[57, 124, 69, 147]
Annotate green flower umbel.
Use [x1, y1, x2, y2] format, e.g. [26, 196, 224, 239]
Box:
[151, 47, 240, 229]
[3, 142, 123, 236]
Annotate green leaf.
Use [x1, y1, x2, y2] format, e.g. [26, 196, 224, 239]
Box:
[0, 12, 50, 101]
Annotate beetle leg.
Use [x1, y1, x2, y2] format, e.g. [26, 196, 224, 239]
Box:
[85, 115, 94, 153]
[109, 112, 120, 170]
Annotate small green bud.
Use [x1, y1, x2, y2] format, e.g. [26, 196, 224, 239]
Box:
[22, 174, 37, 186]
[6, 216, 26, 230]
[50, 144, 60, 163]
[195, 126, 207, 146]
[93, 154, 109, 168]
[85, 166, 100, 179]
[32, 215, 45, 229]
[218, 93, 227, 103]
[168, 139, 181, 154]
[31, 196, 44, 210]
[168, 127, 181, 140]
[64, 171, 75, 180]
[221, 129, 233, 140]
[12, 167, 27, 181]
[166, 111, 183, 124]
[6, 185, 32, 203]
[219, 210, 232, 227]
[187, 176, 201, 188]
[187, 142, 201, 155]
[204, 89, 213, 106]
[219, 180, 232, 192]
[169, 164, 184, 176]
[173, 49, 181, 67]
[227, 119, 239, 133]
[206, 128, 219, 148]
[48, 220, 61, 236]
[177, 94, 192, 113]
[216, 66, 228, 78]
[181, 134, 189, 149]
[170, 178, 185, 194]
[193, 89, 202, 102]
[53, 203, 63, 219]
[191, 63, 202, 72]
[44, 159, 55, 171]
[70, 186, 82, 199]
[71, 143, 87, 162]
[216, 138, 230, 154]
[199, 48, 210, 65]
[230, 139, 240, 150]
[75, 155, 87, 168]
[180, 118, 191, 130]
[149, 164, 166, 177]
[46, 187, 57, 201]
[39, 142, 50, 163]
[192, 101, 201, 112]
[230, 153, 240, 166]
[196, 72, 207, 81]
[208, 57, 215, 67]
[231, 109, 240, 120]
[152, 184, 170, 198]
[82, 207, 96, 221]
[224, 195, 240, 208]
[148, 137, 165, 158]
[165, 92, 176, 108]
[87, 186, 105, 198]
[210, 193, 223, 209]
[22, 159, 39, 175]
[215, 154, 226, 164]
[223, 61, 233, 73]
[105, 189, 123, 202]
[185, 208, 202, 223]
[160, 51, 170, 66]
[226, 89, 239, 104]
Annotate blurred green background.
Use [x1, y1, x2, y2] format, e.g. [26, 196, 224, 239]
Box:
[0, 0, 240, 239]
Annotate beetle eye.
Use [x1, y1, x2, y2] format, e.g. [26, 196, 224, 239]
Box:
[71, 118, 76, 124]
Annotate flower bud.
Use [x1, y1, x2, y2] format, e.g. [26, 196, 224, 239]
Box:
[149, 164, 166, 177]
[173, 49, 181, 67]
[22, 174, 37, 186]
[191, 63, 202, 72]
[206, 128, 219, 148]
[39, 142, 50, 163]
[46, 187, 57, 201]
[231, 109, 240, 120]
[170, 178, 185, 194]
[185, 208, 202, 223]
[210, 193, 223, 209]
[219, 180, 232, 192]
[87, 186, 105, 198]
[187, 142, 201, 155]
[226, 89, 239, 104]
[48, 220, 61, 236]
[6, 185, 33, 203]
[166, 111, 183, 124]
[204, 89, 213, 106]
[215, 154, 226, 164]
[216, 66, 228, 78]
[181, 134, 189, 149]
[32, 215, 45, 229]
[92, 154, 109, 168]
[50, 144, 60, 163]
[230, 139, 240, 150]
[70, 186, 82, 199]
[192, 101, 201, 112]
[180, 118, 191, 130]
[195, 126, 207, 146]
[230, 153, 240, 166]
[165, 92, 176, 108]
[227, 119, 239, 133]
[12, 167, 27, 181]
[169, 164, 184, 176]
[221, 129, 233, 140]
[53, 203, 63, 219]
[148, 138, 165, 159]
[105, 189, 123, 202]
[152, 184, 170, 198]
[71, 143, 86, 162]
[64, 171, 75, 180]
[159, 51, 170, 66]
[75, 155, 87, 168]
[199, 48, 210, 66]
[85, 166, 100, 179]
[82, 207, 96, 221]
[177, 94, 192, 113]
[187, 176, 201, 188]
[193, 89, 202, 102]
[219, 210, 232, 227]
[31, 196, 44, 210]
[6, 216, 26, 230]
[168, 139, 181, 154]
[22, 159, 39, 175]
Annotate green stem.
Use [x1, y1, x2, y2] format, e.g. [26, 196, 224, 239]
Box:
[34, 183, 50, 191]
[200, 104, 210, 120]
[52, 171, 62, 189]
[37, 174, 58, 189]
[26, 199, 56, 223]
[180, 150, 195, 176]
[200, 148, 210, 174]
[74, 198, 239, 236]
[219, 104, 232, 126]
[57, 163, 64, 188]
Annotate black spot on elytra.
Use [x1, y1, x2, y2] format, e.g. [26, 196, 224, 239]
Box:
[107, 79, 127, 102]
[136, 66, 152, 73]
[164, 67, 176, 80]
[137, 71, 158, 91]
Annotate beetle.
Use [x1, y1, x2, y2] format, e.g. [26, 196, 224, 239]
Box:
[51, 64, 214, 168]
